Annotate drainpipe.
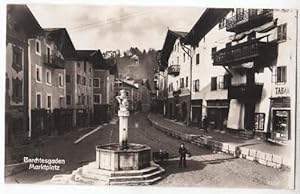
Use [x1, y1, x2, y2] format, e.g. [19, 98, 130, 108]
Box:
[181, 43, 193, 126]
[28, 40, 32, 138]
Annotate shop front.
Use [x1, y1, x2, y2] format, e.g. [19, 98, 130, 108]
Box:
[191, 99, 202, 127]
[206, 100, 229, 130]
[270, 97, 291, 142]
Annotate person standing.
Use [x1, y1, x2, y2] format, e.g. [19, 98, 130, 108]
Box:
[178, 143, 189, 168]
[202, 116, 209, 132]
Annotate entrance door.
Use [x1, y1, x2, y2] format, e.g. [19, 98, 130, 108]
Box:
[244, 103, 255, 131]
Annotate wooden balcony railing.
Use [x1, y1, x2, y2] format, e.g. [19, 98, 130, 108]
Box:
[167, 65, 180, 76]
[43, 54, 65, 69]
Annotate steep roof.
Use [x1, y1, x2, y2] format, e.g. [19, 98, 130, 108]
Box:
[160, 29, 188, 68]
[7, 4, 43, 37]
[184, 8, 233, 46]
[45, 28, 76, 58]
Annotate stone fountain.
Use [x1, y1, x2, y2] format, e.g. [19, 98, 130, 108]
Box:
[51, 89, 164, 185]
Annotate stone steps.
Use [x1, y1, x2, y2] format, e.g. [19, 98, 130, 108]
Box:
[109, 167, 164, 183]
[109, 176, 162, 186]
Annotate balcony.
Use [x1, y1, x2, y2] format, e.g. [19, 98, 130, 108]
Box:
[226, 9, 273, 33]
[43, 54, 65, 69]
[172, 89, 181, 96]
[228, 84, 263, 102]
[168, 65, 180, 76]
[213, 39, 277, 67]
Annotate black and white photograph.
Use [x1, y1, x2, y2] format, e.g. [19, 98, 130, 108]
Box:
[3, 0, 299, 191]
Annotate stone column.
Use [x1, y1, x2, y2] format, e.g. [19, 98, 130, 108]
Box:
[118, 109, 129, 149]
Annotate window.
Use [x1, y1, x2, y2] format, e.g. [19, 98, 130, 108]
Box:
[196, 53, 200, 65]
[211, 47, 217, 60]
[211, 77, 217, 91]
[77, 74, 81, 84]
[82, 76, 86, 85]
[185, 76, 188, 88]
[58, 73, 64, 87]
[77, 62, 80, 68]
[66, 95, 71, 105]
[89, 67, 92, 73]
[180, 78, 184, 88]
[87, 96, 90, 105]
[276, 66, 287, 83]
[35, 40, 41, 55]
[94, 94, 102, 104]
[193, 79, 200, 92]
[93, 78, 101, 88]
[36, 93, 42, 108]
[35, 65, 42, 83]
[277, 23, 287, 42]
[66, 74, 71, 83]
[46, 94, 52, 110]
[46, 45, 51, 63]
[89, 79, 92, 87]
[183, 53, 186, 62]
[46, 70, 52, 85]
[219, 17, 226, 29]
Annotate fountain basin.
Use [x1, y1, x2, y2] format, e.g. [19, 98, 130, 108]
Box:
[96, 143, 151, 171]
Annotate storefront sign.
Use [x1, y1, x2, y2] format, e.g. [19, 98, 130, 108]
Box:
[273, 86, 290, 97]
[254, 113, 265, 131]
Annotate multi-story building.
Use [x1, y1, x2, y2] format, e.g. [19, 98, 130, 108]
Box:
[65, 50, 94, 127]
[92, 50, 117, 124]
[6, 4, 43, 144]
[160, 30, 191, 124]
[157, 8, 297, 144]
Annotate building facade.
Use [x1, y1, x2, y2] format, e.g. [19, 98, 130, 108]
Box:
[157, 8, 297, 143]
[6, 5, 43, 144]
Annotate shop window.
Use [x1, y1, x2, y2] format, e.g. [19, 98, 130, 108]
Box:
[211, 77, 217, 91]
[277, 23, 287, 42]
[273, 110, 290, 140]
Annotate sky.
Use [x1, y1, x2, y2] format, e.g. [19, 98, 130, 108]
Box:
[28, 4, 204, 52]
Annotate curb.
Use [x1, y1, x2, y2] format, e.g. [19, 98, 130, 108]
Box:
[5, 162, 28, 177]
[148, 115, 290, 169]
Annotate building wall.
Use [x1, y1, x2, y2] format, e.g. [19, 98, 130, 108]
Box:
[28, 36, 65, 110]
[93, 69, 110, 105]
[65, 60, 93, 110]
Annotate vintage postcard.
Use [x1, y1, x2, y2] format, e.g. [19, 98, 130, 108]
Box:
[3, 1, 298, 191]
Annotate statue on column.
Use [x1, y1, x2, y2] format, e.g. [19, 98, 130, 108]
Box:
[116, 89, 129, 111]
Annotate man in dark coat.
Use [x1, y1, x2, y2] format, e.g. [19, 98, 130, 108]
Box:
[202, 116, 209, 132]
[178, 143, 189, 168]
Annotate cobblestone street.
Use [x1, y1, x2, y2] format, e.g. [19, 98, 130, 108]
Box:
[5, 112, 292, 188]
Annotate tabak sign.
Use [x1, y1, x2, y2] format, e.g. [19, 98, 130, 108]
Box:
[272, 86, 290, 97]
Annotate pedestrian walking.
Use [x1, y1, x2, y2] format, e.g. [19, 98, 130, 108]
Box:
[202, 116, 209, 132]
[178, 143, 190, 168]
